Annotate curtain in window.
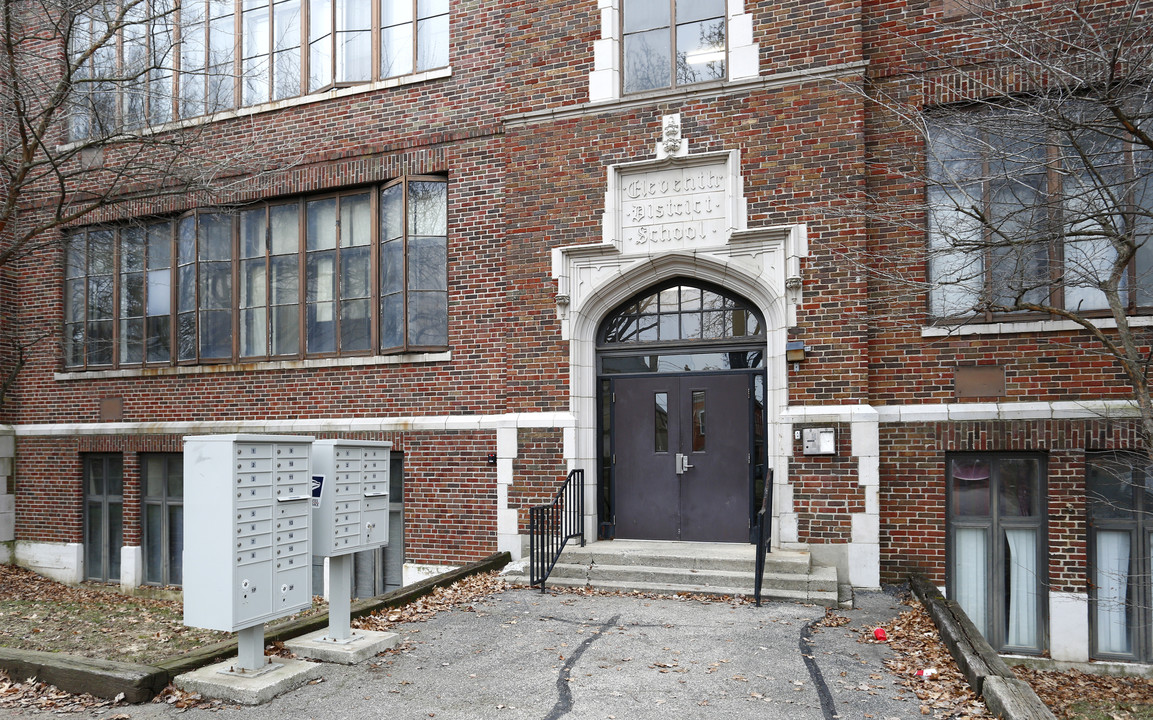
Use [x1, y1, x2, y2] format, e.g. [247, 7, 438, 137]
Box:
[954, 527, 989, 636]
[1095, 530, 1131, 654]
[1005, 528, 1038, 648]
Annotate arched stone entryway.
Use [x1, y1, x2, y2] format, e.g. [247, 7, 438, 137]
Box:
[596, 280, 767, 542]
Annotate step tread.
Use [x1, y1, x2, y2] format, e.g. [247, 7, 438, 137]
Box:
[522, 576, 839, 604]
[557, 548, 812, 571]
[543, 561, 836, 579]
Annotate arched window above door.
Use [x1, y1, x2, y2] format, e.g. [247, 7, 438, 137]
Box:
[597, 281, 764, 375]
[598, 281, 764, 346]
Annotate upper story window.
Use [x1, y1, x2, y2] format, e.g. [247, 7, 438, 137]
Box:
[589, 1, 755, 103]
[622, 0, 726, 94]
[64, 177, 448, 369]
[926, 105, 1153, 321]
[69, 0, 451, 139]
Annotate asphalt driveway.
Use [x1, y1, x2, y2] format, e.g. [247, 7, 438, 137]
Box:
[0, 587, 920, 720]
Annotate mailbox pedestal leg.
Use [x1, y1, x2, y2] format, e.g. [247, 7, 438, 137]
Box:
[327, 554, 352, 642]
[237, 624, 267, 671]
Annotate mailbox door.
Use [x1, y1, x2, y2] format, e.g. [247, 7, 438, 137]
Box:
[363, 496, 389, 546]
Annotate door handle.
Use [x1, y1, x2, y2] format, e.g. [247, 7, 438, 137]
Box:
[675, 453, 695, 475]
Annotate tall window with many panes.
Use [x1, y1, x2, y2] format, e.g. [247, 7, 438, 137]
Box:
[64, 177, 447, 369]
[69, 0, 451, 139]
[84, 455, 124, 582]
[142, 454, 184, 586]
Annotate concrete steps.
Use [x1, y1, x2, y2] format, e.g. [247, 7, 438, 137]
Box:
[503, 539, 840, 607]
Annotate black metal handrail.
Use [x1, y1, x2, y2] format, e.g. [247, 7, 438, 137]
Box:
[529, 468, 585, 592]
[754, 468, 774, 607]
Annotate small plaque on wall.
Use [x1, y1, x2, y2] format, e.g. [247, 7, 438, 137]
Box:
[99, 397, 123, 422]
[954, 365, 1005, 398]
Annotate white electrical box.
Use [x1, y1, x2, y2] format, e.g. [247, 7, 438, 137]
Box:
[311, 439, 392, 556]
[802, 427, 837, 455]
[183, 434, 315, 632]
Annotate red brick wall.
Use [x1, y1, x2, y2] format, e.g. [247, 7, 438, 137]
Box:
[791, 423, 864, 543]
[880, 419, 1144, 589]
[511, 429, 568, 531]
[14, 438, 83, 543]
[401, 431, 498, 564]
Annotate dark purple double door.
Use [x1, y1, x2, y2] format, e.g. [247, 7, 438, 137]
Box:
[612, 373, 751, 543]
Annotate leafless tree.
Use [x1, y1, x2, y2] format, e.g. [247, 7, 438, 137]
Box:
[0, 0, 298, 404]
[856, 0, 1153, 445]
[853, 0, 1153, 650]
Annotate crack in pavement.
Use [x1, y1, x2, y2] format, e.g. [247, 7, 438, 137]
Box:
[800, 618, 839, 720]
[542, 613, 621, 720]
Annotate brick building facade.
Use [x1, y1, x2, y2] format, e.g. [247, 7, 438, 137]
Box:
[1, 0, 1150, 664]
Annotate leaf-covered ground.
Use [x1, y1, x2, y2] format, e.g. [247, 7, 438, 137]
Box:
[880, 600, 994, 719]
[0, 564, 230, 664]
[4, 564, 1153, 718]
[1014, 665, 1153, 719]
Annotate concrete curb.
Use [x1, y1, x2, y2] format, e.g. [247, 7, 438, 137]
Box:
[909, 573, 1056, 720]
[0, 552, 511, 703]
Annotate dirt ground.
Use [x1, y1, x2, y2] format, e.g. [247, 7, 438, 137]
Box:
[2, 563, 1153, 718]
[0, 564, 231, 664]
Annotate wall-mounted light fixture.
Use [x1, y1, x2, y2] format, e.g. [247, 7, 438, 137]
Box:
[786, 340, 806, 363]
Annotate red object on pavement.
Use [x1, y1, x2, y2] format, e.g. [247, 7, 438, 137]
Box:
[873, 627, 888, 641]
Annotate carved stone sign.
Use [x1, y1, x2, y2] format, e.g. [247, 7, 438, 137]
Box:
[619, 163, 729, 254]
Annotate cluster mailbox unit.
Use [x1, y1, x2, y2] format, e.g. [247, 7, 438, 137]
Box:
[183, 435, 392, 671]
[183, 434, 315, 670]
[311, 439, 391, 555]
[310, 439, 392, 642]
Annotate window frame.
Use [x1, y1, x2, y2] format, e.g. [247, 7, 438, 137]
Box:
[83, 453, 124, 583]
[620, 0, 729, 96]
[926, 108, 1153, 322]
[1087, 451, 1153, 662]
[141, 453, 184, 587]
[62, 177, 448, 370]
[380, 175, 449, 353]
[927, 106, 1153, 320]
[69, 0, 451, 139]
[945, 452, 1048, 655]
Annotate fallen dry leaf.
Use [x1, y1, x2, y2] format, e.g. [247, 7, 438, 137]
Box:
[1013, 665, 1153, 719]
[883, 599, 993, 719]
[354, 572, 508, 632]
